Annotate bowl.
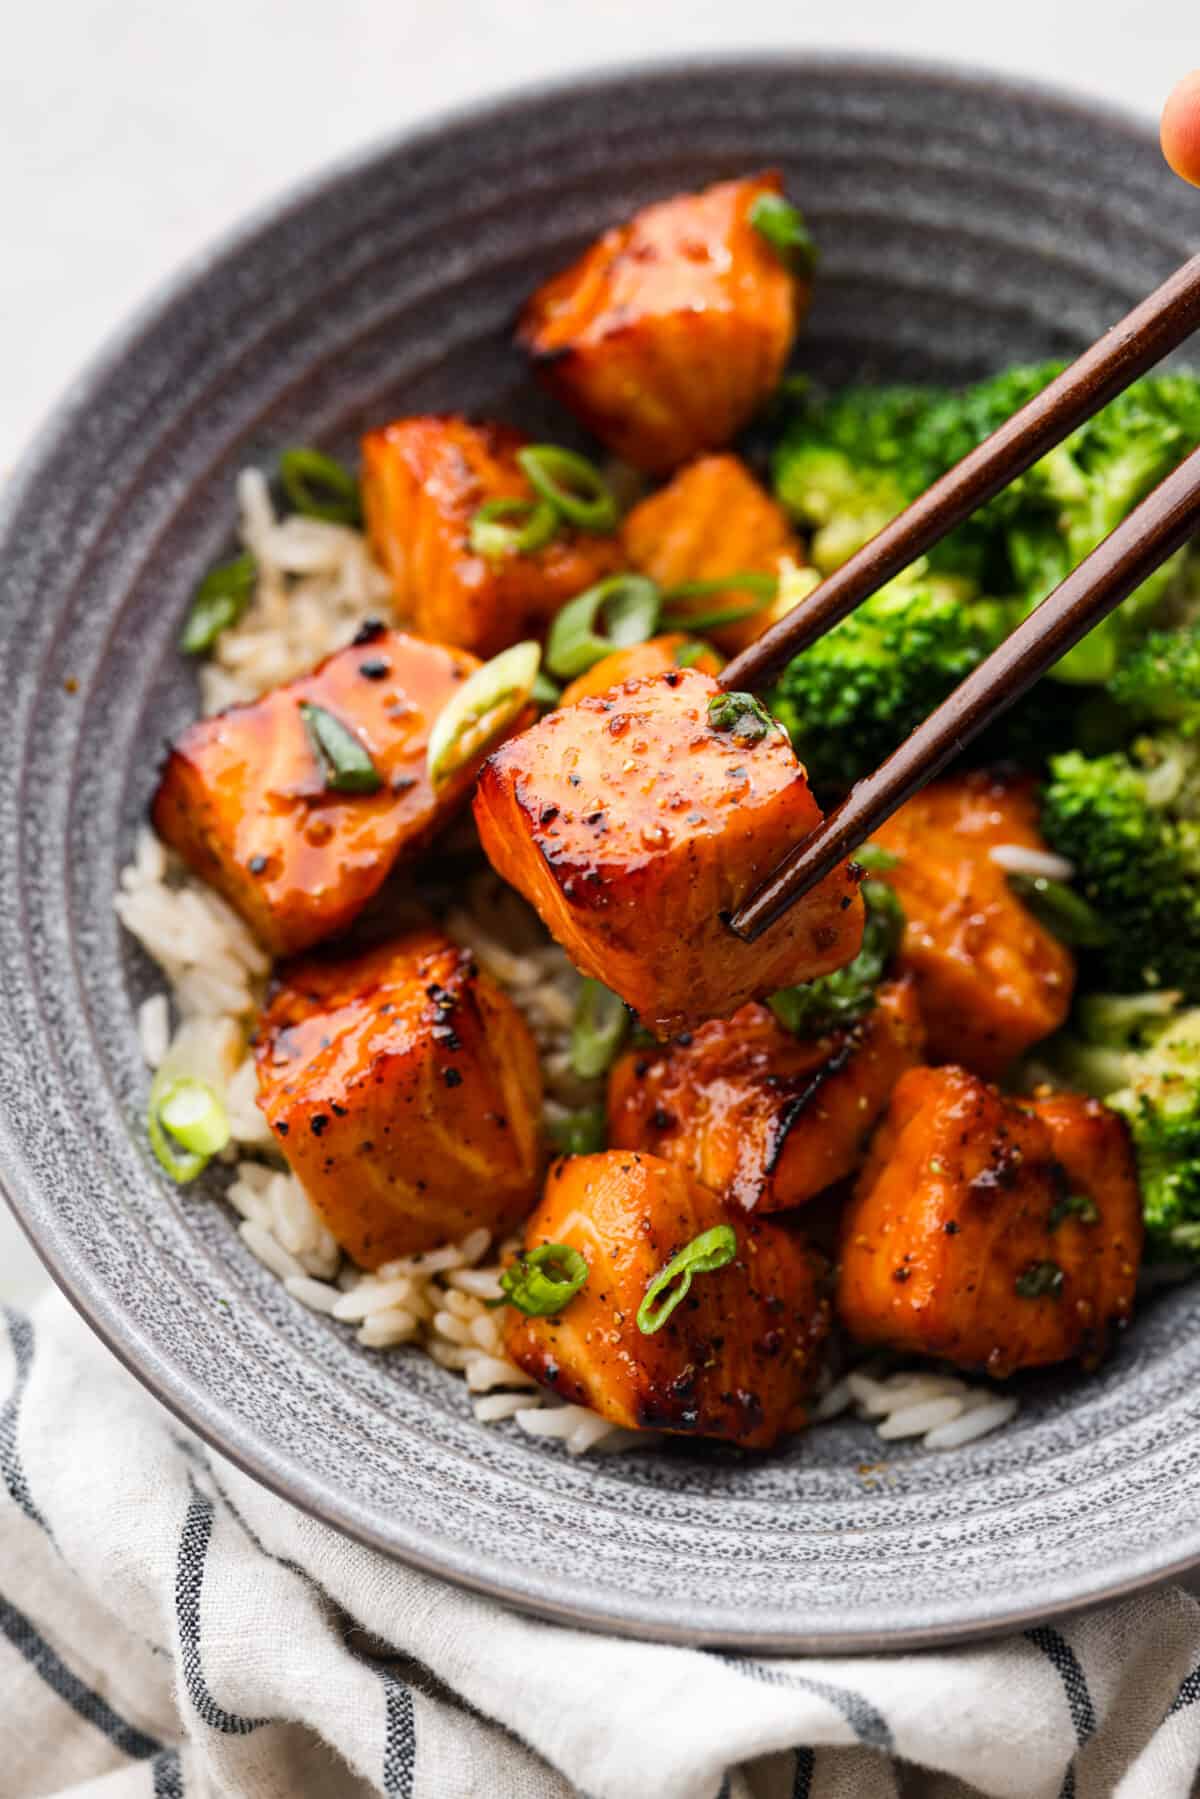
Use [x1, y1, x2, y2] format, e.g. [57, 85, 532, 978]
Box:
[2, 55, 1199, 1651]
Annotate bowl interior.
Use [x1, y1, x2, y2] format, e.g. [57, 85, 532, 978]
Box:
[2, 56, 1199, 1649]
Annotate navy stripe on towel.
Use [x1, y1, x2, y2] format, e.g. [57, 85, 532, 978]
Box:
[1025, 1626, 1096, 1799]
[152, 1748, 184, 1797]
[0, 1308, 52, 1536]
[792, 1747, 815, 1799]
[176, 1485, 266, 1735]
[380, 1666, 417, 1799]
[1168, 1665, 1200, 1716]
[0, 1590, 163, 1760]
[711, 1652, 894, 1753]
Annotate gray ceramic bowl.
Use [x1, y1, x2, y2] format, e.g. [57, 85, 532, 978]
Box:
[2, 55, 1199, 1652]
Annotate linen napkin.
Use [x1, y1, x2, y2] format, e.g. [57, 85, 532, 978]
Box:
[3, 1290, 1199, 1799]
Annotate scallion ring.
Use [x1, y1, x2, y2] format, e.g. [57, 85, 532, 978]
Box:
[853, 843, 900, 873]
[468, 497, 560, 562]
[748, 193, 818, 277]
[495, 1243, 589, 1317]
[569, 979, 630, 1079]
[674, 640, 721, 671]
[1007, 873, 1112, 948]
[299, 701, 383, 794]
[637, 1224, 738, 1335]
[179, 554, 257, 655]
[545, 576, 661, 679]
[531, 669, 563, 709]
[547, 1105, 607, 1156]
[659, 573, 778, 634]
[707, 690, 779, 745]
[147, 1071, 230, 1184]
[516, 445, 619, 534]
[279, 447, 363, 525]
[426, 640, 540, 789]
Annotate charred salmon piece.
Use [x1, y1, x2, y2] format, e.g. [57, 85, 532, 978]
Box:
[608, 977, 924, 1214]
[621, 454, 802, 652]
[152, 626, 494, 959]
[502, 1151, 829, 1447]
[255, 927, 543, 1269]
[517, 175, 807, 475]
[836, 1066, 1142, 1376]
[558, 633, 723, 707]
[472, 666, 865, 1037]
[872, 771, 1075, 1079]
[360, 415, 623, 658]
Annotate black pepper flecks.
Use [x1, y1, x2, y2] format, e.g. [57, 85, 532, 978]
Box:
[310, 1114, 329, 1136]
[443, 1067, 463, 1089]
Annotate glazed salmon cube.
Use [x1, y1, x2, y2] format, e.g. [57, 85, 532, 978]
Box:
[621, 454, 803, 651]
[872, 772, 1075, 1078]
[608, 978, 924, 1213]
[255, 927, 543, 1268]
[152, 626, 490, 958]
[361, 416, 623, 657]
[558, 633, 723, 707]
[472, 666, 865, 1036]
[517, 174, 808, 474]
[836, 1066, 1142, 1375]
[502, 1151, 829, 1446]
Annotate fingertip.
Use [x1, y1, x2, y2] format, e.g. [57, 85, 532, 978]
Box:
[1162, 70, 1200, 187]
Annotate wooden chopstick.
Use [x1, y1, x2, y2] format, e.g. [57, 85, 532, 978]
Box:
[720, 253, 1200, 696]
[727, 441, 1200, 943]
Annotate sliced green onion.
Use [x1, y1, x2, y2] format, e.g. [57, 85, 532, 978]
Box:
[1014, 1259, 1064, 1300]
[299, 701, 382, 795]
[426, 640, 540, 789]
[748, 193, 818, 277]
[1007, 874, 1112, 948]
[531, 670, 563, 709]
[147, 1072, 230, 1184]
[853, 843, 900, 873]
[516, 445, 619, 534]
[279, 447, 362, 525]
[707, 691, 778, 744]
[674, 640, 721, 670]
[637, 1224, 738, 1335]
[548, 1106, 608, 1156]
[659, 573, 778, 633]
[179, 554, 257, 655]
[545, 576, 661, 679]
[468, 497, 559, 562]
[569, 980, 630, 1079]
[1049, 1192, 1100, 1230]
[495, 1243, 589, 1317]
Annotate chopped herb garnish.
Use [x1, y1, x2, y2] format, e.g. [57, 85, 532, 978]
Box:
[853, 843, 900, 873]
[548, 1106, 607, 1156]
[1015, 1259, 1065, 1299]
[279, 447, 362, 525]
[748, 192, 818, 277]
[426, 640, 540, 788]
[659, 573, 778, 633]
[299, 701, 382, 794]
[569, 979, 630, 1079]
[1049, 1192, 1100, 1230]
[707, 691, 778, 744]
[516, 445, 619, 534]
[147, 1072, 230, 1184]
[637, 1224, 738, 1335]
[179, 554, 257, 655]
[1007, 873, 1112, 949]
[468, 496, 559, 562]
[545, 576, 661, 679]
[494, 1243, 589, 1317]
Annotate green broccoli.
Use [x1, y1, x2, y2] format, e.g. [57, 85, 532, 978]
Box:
[1058, 993, 1200, 1259]
[768, 563, 1015, 795]
[1040, 736, 1200, 996]
[1108, 625, 1200, 734]
[772, 364, 1200, 685]
[768, 870, 904, 1036]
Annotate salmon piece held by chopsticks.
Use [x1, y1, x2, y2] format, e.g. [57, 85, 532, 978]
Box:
[472, 666, 865, 1037]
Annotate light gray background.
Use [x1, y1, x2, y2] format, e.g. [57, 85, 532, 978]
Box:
[3, 1, 1198, 1302]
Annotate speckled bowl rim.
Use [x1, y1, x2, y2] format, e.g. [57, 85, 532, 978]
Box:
[2, 51, 1197, 1652]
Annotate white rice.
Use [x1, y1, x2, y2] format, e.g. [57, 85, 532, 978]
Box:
[115, 477, 1020, 1459]
[987, 843, 1075, 882]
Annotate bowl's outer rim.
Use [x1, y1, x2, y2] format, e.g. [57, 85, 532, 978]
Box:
[2, 49, 1195, 1654]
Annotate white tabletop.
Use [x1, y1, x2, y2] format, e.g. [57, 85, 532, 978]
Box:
[2, 1, 1197, 1301]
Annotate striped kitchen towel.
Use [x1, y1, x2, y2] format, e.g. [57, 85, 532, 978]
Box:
[3, 1291, 1200, 1799]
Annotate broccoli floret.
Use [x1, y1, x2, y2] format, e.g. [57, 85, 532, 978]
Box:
[768, 873, 904, 1036]
[772, 364, 1200, 685]
[1062, 995, 1200, 1258]
[1040, 737, 1200, 995]
[1108, 625, 1200, 734]
[768, 564, 1014, 794]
